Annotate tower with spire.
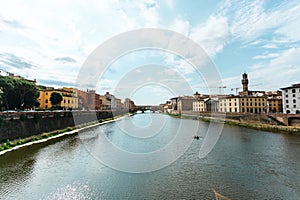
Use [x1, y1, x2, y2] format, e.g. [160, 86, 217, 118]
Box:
[241, 72, 249, 95]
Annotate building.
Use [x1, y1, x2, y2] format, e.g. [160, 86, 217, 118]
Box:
[177, 96, 195, 113]
[239, 73, 265, 96]
[266, 91, 283, 113]
[192, 92, 209, 112]
[124, 98, 136, 111]
[193, 99, 205, 112]
[281, 83, 300, 114]
[239, 95, 267, 113]
[205, 98, 219, 112]
[237, 73, 267, 113]
[115, 98, 123, 109]
[170, 97, 178, 112]
[6, 73, 37, 84]
[218, 95, 240, 113]
[77, 89, 102, 110]
[240, 72, 249, 96]
[38, 87, 78, 109]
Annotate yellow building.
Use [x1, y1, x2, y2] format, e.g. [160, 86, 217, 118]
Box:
[218, 95, 267, 113]
[38, 87, 78, 109]
[240, 96, 267, 113]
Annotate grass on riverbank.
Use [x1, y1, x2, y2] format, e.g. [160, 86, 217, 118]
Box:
[0, 113, 131, 152]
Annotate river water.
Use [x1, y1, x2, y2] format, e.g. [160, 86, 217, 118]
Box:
[0, 112, 299, 199]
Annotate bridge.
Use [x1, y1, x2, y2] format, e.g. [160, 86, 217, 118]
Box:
[133, 105, 160, 113]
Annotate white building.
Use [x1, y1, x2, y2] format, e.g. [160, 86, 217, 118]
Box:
[281, 83, 300, 114]
[218, 96, 240, 113]
[193, 99, 205, 112]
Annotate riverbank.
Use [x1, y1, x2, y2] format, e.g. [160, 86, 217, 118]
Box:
[169, 113, 300, 135]
[0, 113, 133, 156]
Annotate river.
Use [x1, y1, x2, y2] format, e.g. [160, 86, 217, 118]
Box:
[0, 112, 300, 199]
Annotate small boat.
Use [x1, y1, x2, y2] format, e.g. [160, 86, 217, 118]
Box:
[194, 135, 199, 140]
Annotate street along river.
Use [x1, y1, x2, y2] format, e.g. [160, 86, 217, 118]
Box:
[0, 112, 299, 199]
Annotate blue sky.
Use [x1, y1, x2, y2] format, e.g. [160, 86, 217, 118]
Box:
[0, 0, 300, 105]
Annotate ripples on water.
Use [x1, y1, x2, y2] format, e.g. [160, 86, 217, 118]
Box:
[0, 113, 299, 199]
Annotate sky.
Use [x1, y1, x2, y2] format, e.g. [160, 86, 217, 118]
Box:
[0, 0, 300, 105]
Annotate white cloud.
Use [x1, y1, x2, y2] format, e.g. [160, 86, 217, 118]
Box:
[246, 48, 300, 90]
[189, 16, 230, 57]
[169, 18, 190, 36]
[220, 0, 300, 45]
[253, 53, 279, 60]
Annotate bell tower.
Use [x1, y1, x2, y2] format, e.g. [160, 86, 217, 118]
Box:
[241, 72, 249, 95]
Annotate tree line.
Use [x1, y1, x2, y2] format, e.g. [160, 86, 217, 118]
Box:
[0, 76, 39, 110]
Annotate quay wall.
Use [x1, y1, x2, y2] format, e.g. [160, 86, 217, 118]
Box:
[0, 110, 127, 143]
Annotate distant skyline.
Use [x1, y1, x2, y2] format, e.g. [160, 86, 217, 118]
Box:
[1, 0, 300, 104]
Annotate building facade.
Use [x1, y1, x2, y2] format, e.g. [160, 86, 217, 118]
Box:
[218, 96, 240, 113]
[281, 83, 300, 114]
[239, 96, 267, 113]
[266, 91, 283, 113]
[39, 87, 78, 109]
[193, 99, 205, 112]
[177, 96, 195, 113]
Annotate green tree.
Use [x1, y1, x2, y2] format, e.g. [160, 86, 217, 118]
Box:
[15, 79, 39, 110]
[50, 92, 63, 107]
[0, 76, 39, 110]
[0, 76, 15, 110]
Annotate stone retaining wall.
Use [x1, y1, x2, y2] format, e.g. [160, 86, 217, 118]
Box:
[0, 110, 127, 143]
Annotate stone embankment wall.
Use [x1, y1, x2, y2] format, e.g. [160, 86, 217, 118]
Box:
[0, 110, 127, 143]
[181, 111, 300, 126]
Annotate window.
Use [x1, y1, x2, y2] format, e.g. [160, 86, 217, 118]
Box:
[285, 90, 288, 93]
[287, 105, 289, 108]
[292, 89, 296, 93]
[293, 94, 296, 97]
[64, 100, 66, 103]
[46, 99, 48, 103]
[229, 103, 231, 106]
[286, 95, 288, 98]
[287, 110, 291, 114]
[293, 99, 296, 103]
[242, 102, 244, 106]
[294, 105, 296, 108]
[296, 110, 300, 114]
[286, 100, 289, 103]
